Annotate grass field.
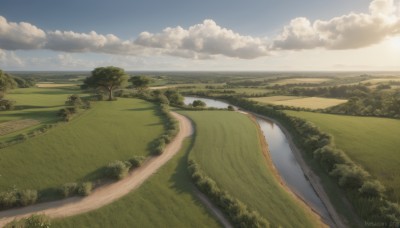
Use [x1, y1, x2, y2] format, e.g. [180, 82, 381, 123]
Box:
[36, 83, 78, 88]
[251, 96, 347, 109]
[0, 87, 83, 143]
[180, 111, 319, 228]
[52, 139, 220, 228]
[0, 98, 164, 195]
[285, 111, 400, 202]
[272, 78, 331, 85]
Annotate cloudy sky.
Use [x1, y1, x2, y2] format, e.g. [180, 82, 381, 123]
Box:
[1, 0, 400, 71]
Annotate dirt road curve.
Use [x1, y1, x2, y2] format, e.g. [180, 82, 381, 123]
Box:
[0, 112, 193, 227]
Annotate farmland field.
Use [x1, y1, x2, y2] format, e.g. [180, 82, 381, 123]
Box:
[0, 87, 83, 143]
[180, 110, 320, 228]
[272, 78, 331, 85]
[285, 111, 400, 202]
[53, 139, 220, 228]
[36, 83, 78, 88]
[0, 97, 164, 194]
[251, 96, 347, 109]
[362, 77, 400, 84]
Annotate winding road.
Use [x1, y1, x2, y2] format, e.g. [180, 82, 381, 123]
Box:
[0, 112, 193, 227]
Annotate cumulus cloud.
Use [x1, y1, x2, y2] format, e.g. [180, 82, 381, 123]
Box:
[0, 49, 24, 67]
[1, 0, 400, 60]
[0, 16, 268, 59]
[135, 20, 269, 59]
[0, 16, 46, 50]
[273, 0, 400, 50]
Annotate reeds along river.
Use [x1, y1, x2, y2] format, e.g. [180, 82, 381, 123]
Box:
[183, 97, 330, 220]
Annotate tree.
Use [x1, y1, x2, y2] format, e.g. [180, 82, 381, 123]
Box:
[0, 70, 17, 98]
[192, 100, 206, 108]
[83, 66, 128, 101]
[129, 75, 152, 91]
[164, 90, 184, 106]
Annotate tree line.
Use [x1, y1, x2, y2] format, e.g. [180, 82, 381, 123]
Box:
[217, 95, 400, 226]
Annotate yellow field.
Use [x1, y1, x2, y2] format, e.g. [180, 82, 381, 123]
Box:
[362, 78, 400, 84]
[36, 83, 78, 88]
[272, 78, 331, 85]
[251, 96, 347, 109]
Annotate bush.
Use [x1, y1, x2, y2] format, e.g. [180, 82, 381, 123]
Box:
[330, 164, 369, 189]
[5, 214, 51, 228]
[0, 191, 17, 209]
[152, 138, 166, 155]
[60, 183, 78, 198]
[227, 105, 235, 111]
[18, 189, 38, 206]
[359, 180, 386, 198]
[106, 160, 131, 180]
[188, 160, 269, 227]
[58, 108, 73, 121]
[65, 94, 83, 106]
[313, 146, 350, 172]
[0, 99, 16, 111]
[192, 100, 206, 108]
[157, 94, 169, 104]
[77, 182, 93, 196]
[128, 156, 146, 168]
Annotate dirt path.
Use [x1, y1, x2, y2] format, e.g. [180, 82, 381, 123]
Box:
[246, 111, 347, 228]
[193, 188, 233, 228]
[0, 112, 193, 227]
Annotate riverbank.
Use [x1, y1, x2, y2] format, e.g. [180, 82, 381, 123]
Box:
[247, 114, 329, 228]
[247, 111, 346, 228]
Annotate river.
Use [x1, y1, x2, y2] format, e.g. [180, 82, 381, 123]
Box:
[184, 96, 331, 221]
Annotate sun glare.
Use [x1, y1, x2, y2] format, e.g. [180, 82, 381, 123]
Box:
[389, 36, 400, 49]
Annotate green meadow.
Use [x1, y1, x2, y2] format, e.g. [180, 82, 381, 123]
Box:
[180, 110, 320, 228]
[0, 96, 164, 194]
[286, 111, 400, 202]
[53, 139, 221, 228]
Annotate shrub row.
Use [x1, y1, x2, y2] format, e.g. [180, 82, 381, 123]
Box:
[59, 182, 93, 198]
[219, 95, 400, 225]
[188, 160, 269, 228]
[150, 104, 179, 155]
[0, 124, 55, 149]
[104, 156, 146, 180]
[5, 214, 51, 228]
[0, 189, 38, 209]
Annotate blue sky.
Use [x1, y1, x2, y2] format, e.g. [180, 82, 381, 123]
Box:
[1, 0, 400, 71]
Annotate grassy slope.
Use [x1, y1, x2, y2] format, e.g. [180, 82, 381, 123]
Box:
[0, 87, 81, 142]
[286, 111, 400, 202]
[180, 111, 319, 228]
[0, 98, 163, 192]
[53, 139, 221, 228]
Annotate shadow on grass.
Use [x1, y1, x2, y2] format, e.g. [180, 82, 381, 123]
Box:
[167, 135, 211, 211]
[79, 166, 109, 183]
[124, 107, 153, 111]
[14, 105, 65, 110]
[11, 88, 80, 95]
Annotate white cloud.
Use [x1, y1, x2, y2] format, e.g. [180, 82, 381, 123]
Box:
[0, 16, 46, 50]
[0, 49, 25, 67]
[273, 0, 400, 50]
[135, 19, 269, 59]
[1, 0, 400, 62]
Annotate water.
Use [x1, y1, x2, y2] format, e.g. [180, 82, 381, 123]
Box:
[256, 118, 329, 219]
[183, 96, 233, 109]
[183, 96, 330, 220]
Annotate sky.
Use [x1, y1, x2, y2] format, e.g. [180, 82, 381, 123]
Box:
[1, 0, 400, 71]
